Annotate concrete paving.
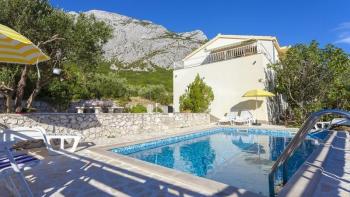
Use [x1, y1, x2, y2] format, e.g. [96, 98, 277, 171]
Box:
[5, 124, 345, 197]
[279, 130, 350, 197]
[2, 125, 265, 197]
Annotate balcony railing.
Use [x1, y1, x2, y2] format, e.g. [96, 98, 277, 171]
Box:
[173, 42, 275, 70]
[203, 42, 258, 64]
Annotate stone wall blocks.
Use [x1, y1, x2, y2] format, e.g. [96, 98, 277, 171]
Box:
[0, 113, 209, 142]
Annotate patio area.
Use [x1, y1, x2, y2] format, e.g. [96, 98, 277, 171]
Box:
[1, 122, 350, 197]
[3, 125, 264, 197]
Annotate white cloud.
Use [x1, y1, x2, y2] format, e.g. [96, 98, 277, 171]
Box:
[334, 22, 350, 45]
[335, 36, 350, 44]
[334, 22, 350, 31]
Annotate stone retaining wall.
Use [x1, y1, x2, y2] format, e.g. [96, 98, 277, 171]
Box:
[0, 99, 55, 113]
[0, 113, 210, 141]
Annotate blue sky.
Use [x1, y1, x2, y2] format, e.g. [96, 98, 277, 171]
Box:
[50, 0, 350, 52]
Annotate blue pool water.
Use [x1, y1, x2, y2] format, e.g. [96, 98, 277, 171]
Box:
[111, 128, 323, 196]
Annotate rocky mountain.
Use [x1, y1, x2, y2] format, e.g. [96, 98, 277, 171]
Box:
[82, 10, 207, 69]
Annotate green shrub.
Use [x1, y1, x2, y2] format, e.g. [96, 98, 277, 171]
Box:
[153, 107, 163, 113]
[130, 104, 147, 113]
[137, 84, 171, 105]
[180, 74, 214, 113]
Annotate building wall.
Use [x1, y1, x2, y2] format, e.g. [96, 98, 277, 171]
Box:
[173, 54, 271, 122]
[256, 40, 278, 63]
[0, 113, 210, 142]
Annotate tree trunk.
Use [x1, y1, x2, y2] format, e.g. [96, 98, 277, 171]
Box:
[14, 65, 29, 112]
[26, 81, 41, 109]
[0, 86, 14, 113]
[5, 93, 13, 113]
[27, 73, 52, 110]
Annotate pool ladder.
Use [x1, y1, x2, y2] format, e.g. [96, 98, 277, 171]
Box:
[268, 109, 350, 197]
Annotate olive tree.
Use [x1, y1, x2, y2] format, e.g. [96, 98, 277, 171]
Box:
[270, 41, 350, 124]
[0, 0, 112, 112]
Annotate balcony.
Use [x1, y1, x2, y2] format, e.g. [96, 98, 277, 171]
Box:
[203, 42, 258, 64]
[174, 41, 273, 70]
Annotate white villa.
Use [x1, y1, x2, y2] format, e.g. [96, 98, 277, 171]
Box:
[173, 34, 288, 123]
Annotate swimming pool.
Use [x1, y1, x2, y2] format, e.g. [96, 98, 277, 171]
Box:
[111, 128, 322, 196]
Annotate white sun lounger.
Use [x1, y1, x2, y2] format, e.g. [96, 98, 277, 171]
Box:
[0, 125, 81, 196]
[2, 127, 81, 153]
[233, 111, 255, 125]
[313, 121, 331, 130]
[330, 118, 350, 127]
[219, 112, 239, 125]
[0, 147, 35, 197]
[0, 128, 34, 197]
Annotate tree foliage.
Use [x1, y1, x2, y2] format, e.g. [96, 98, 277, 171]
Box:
[0, 0, 112, 112]
[129, 104, 147, 113]
[270, 41, 350, 124]
[137, 84, 171, 105]
[180, 74, 214, 113]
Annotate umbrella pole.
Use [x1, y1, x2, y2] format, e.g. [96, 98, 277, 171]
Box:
[255, 96, 258, 124]
[35, 58, 40, 79]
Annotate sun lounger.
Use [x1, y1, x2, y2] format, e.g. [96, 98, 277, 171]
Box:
[0, 125, 80, 196]
[0, 152, 39, 171]
[313, 121, 330, 130]
[45, 133, 81, 152]
[0, 147, 34, 197]
[330, 118, 350, 127]
[233, 111, 255, 125]
[219, 112, 238, 125]
[2, 126, 81, 153]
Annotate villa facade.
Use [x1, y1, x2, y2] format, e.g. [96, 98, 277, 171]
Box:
[173, 34, 288, 122]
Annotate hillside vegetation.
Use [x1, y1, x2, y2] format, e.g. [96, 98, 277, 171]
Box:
[0, 0, 174, 112]
[118, 68, 173, 92]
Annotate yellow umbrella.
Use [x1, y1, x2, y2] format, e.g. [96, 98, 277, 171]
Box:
[242, 89, 275, 97]
[242, 89, 275, 124]
[0, 24, 50, 65]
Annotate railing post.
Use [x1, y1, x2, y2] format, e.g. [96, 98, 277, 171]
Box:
[268, 173, 275, 197]
[282, 161, 288, 185]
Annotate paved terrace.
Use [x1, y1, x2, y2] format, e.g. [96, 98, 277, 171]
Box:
[279, 129, 350, 197]
[2, 125, 266, 197]
[4, 124, 346, 197]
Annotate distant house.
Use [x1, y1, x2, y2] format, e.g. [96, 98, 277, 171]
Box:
[173, 34, 288, 123]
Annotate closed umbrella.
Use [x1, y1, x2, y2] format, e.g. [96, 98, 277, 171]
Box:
[0, 24, 49, 64]
[242, 89, 275, 124]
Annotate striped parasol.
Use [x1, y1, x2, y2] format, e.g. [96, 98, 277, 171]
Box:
[0, 24, 50, 65]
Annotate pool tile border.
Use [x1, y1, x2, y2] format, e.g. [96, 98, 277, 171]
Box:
[111, 127, 295, 155]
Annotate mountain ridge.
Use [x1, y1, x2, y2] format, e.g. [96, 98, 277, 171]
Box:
[81, 10, 208, 69]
